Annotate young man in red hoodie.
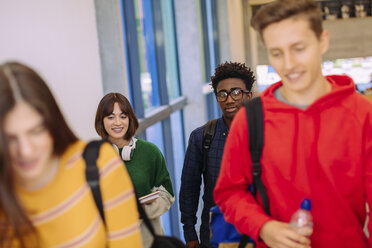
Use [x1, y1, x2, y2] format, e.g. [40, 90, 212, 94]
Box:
[214, 0, 372, 247]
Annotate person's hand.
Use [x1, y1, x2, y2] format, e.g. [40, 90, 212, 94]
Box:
[186, 240, 199, 248]
[259, 220, 311, 248]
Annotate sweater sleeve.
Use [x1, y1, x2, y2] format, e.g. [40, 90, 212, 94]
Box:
[143, 145, 174, 220]
[153, 147, 174, 196]
[97, 143, 143, 248]
[213, 107, 272, 244]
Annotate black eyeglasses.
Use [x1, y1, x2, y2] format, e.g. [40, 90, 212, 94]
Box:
[216, 88, 250, 102]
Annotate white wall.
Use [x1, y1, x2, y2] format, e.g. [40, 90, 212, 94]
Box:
[174, 0, 207, 142]
[227, 0, 245, 63]
[0, 0, 103, 140]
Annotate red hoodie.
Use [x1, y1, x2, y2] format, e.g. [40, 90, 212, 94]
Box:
[214, 75, 372, 247]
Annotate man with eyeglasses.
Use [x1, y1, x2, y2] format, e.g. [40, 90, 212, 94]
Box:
[180, 62, 255, 248]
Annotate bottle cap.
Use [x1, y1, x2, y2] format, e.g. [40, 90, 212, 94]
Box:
[300, 198, 311, 211]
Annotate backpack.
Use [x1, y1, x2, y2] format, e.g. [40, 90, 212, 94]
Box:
[83, 140, 187, 248]
[210, 205, 242, 247]
[203, 120, 244, 247]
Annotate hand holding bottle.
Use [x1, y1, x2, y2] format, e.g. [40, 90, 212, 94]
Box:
[260, 220, 311, 248]
[290, 198, 313, 237]
[260, 198, 313, 248]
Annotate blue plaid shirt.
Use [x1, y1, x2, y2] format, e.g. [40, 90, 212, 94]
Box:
[180, 118, 229, 247]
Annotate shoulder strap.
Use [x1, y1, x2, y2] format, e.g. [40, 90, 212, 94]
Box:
[202, 119, 218, 173]
[83, 140, 107, 224]
[239, 97, 269, 248]
[136, 198, 157, 236]
[244, 97, 270, 215]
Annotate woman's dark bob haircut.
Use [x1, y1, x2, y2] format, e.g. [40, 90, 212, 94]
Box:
[95, 92, 139, 141]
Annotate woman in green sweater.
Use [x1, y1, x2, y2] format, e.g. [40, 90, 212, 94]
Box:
[94, 93, 174, 248]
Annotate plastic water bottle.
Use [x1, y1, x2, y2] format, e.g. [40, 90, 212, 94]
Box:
[289, 198, 313, 237]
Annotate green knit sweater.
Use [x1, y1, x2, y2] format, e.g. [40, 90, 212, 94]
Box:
[120, 138, 174, 198]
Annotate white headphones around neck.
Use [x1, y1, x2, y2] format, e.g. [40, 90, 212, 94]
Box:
[112, 137, 137, 161]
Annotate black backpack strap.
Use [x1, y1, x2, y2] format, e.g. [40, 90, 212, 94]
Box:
[238, 235, 252, 248]
[202, 119, 218, 174]
[83, 140, 107, 224]
[138, 198, 187, 247]
[136, 198, 157, 236]
[238, 97, 269, 248]
[245, 97, 270, 215]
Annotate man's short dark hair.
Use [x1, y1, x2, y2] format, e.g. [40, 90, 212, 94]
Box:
[210, 62, 255, 94]
[251, 0, 323, 40]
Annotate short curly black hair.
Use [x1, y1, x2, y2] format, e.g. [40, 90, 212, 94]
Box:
[211, 61, 255, 94]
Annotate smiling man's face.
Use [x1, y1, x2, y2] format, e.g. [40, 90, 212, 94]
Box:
[263, 16, 329, 102]
[216, 78, 251, 123]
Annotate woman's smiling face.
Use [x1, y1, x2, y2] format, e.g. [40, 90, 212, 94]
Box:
[103, 102, 129, 145]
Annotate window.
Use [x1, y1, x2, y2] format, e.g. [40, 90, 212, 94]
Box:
[199, 0, 223, 120]
[121, 0, 185, 238]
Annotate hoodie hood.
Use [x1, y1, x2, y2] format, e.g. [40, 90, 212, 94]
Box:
[261, 74, 356, 112]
